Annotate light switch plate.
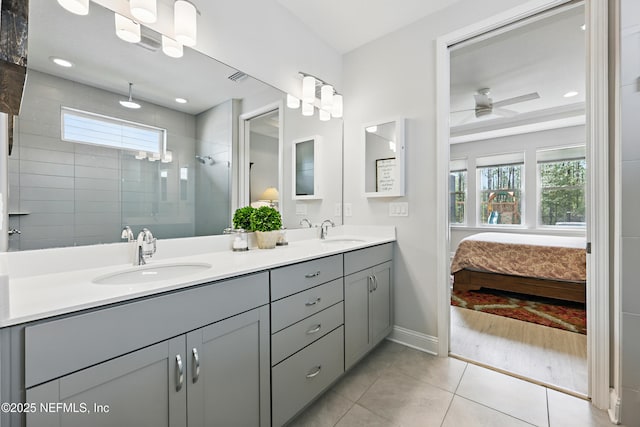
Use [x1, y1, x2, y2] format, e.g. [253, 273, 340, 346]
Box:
[296, 203, 307, 215]
[389, 202, 408, 217]
[344, 203, 352, 217]
[334, 203, 342, 217]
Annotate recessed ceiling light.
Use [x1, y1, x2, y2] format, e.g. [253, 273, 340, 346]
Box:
[51, 57, 73, 68]
[175, 98, 188, 104]
[563, 91, 579, 98]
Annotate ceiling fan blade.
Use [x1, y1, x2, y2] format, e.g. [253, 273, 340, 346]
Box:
[493, 92, 540, 108]
[450, 107, 477, 114]
[493, 107, 518, 117]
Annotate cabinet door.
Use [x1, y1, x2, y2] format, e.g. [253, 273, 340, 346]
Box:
[344, 269, 372, 370]
[27, 337, 187, 427]
[187, 306, 270, 427]
[370, 261, 392, 345]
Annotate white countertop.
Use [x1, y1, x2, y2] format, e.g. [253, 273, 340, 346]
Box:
[0, 226, 395, 327]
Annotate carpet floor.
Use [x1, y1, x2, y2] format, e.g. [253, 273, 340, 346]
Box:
[451, 288, 586, 335]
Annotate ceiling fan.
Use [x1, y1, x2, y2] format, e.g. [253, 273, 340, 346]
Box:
[452, 88, 540, 120]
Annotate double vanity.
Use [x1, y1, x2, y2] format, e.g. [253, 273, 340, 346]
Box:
[0, 226, 395, 426]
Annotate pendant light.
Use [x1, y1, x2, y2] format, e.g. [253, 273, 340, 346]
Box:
[302, 76, 316, 104]
[57, 0, 89, 15]
[174, 1, 198, 47]
[120, 83, 141, 109]
[115, 14, 141, 44]
[162, 35, 184, 58]
[130, 0, 157, 24]
[320, 85, 333, 110]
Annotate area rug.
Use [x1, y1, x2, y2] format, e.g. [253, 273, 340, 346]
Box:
[451, 289, 586, 334]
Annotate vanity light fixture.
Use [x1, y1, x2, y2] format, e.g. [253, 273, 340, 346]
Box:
[331, 94, 343, 118]
[162, 35, 184, 58]
[115, 13, 141, 43]
[119, 83, 142, 109]
[301, 102, 314, 117]
[321, 84, 334, 110]
[161, 151, 173, 163]
[319, 109, 330, 121]
[175, 97, 188, 104]
[174, 0, 198, 47]
[135, 151, 148, 160]
[51, 57, 74, 68]
[563, 91, 579, 98]
[130, 0, 157, 24]
[287, 94, 300, 109]
[148, 152, 161, 162]
[302, 76, 316, 104]
[57, 0, 89, 15]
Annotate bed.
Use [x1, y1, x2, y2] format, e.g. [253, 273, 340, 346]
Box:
[450, 232, 587, 303]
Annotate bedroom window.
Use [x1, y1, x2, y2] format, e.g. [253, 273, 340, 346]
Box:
[538, 146, 586, 227]
[449, 159, 467, 224]
[477, 153, 523, 225]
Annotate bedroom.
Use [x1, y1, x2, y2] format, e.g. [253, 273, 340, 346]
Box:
[447, 3, 588, 395]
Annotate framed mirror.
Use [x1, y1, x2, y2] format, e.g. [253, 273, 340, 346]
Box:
[292, 136, 322, 200]
[364, 118, 405, 197]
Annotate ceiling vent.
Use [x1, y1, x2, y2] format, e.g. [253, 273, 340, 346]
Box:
[228, 71, 248, 82]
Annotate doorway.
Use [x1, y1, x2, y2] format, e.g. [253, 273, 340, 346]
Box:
[435, 0, 610, 409]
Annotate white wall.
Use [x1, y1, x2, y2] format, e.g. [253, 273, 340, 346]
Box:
[617, 0, 640, 423]
[342, 0, 530, 340]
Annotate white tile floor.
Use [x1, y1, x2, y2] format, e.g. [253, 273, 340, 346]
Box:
[289, 340, 617, 427]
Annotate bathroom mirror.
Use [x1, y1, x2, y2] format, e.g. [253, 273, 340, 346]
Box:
[292, 136, 321, 200]
[4, 0, 343, 251]
[364, 118, 405, 197]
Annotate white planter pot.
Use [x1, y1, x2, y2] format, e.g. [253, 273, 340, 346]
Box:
[255, 231, 278, 249]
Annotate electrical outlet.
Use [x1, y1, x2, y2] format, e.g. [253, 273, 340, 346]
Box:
[344, 203, 352, 217]
[334, 203, 342, 217]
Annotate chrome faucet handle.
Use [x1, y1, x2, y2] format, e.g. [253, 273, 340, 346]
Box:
[320, 219, 335, 239]
[121, 226, 134, 242]
[135, 228, 157, 265]
[299, 218, 312, 228]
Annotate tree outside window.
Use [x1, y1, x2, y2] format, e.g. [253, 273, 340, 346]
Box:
[539, 159, 586, 226]
[449, 170, 466, 224]
[478, 164, 523, 225]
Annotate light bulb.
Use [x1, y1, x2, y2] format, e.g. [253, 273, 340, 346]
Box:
[319, 109, 330, 121]
[302, 102, 314, 117]
[287, 94, 300, 109]
[331, 94, 343, 118]
[321, 85, 333, 110]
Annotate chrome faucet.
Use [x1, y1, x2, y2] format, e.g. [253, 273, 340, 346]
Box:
[135, 228, 156, 265]
[300, 218, 313, 228]
[320, 219, 335, 240]
[121, 226, 134, 242]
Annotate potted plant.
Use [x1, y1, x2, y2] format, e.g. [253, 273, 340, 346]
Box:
[250, 206, 282, 249]
[232, 206, 254, 231]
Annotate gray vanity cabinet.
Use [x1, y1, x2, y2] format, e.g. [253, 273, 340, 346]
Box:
[344, 244, 393, 370]
[27, 336, 188, 427]
[186, 306, 270, 427]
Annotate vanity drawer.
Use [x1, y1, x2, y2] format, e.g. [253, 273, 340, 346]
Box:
[272, 326, 344, 427]
[344, 243, 393, 276]
[271, 302, 343, 365]
[271, 278, 343, 333]
[270, 254, 343, 301]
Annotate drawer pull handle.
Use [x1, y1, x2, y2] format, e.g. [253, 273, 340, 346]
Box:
[368, 275, 374, 293]
[306, 324, 322, 334]
[305, 271, 321, 278]
[306, 365, 322, 379]
[373, 275, 378, 291]
[192, 348, 200, 384]
[305, 297, 321, 307]
[175, 355, 184, 392]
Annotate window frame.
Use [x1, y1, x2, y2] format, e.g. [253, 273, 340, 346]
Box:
[476, 155, 525, 227]
[449, 165, 467, 225]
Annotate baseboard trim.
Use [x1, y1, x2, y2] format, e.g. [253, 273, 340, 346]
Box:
[608, 388, 621, 424]
[388, 326, 439, 355]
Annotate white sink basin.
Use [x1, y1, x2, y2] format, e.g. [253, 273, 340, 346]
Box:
[93, 262, 212, 285]
[321, 238, 366, 244]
